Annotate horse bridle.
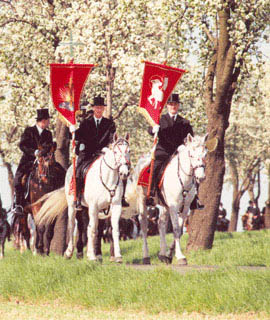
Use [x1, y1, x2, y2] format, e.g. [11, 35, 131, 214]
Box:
[102, 138, 130, 171]
[177, 146, 206, 212]
[100, 139, 130, 212]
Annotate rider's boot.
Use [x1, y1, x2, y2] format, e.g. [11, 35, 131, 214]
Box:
[75, 176, 83, 211]
[190, 195, 204, 210]
[121, 179, 129, 207]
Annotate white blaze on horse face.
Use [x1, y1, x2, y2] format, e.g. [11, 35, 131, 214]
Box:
[113, 141, 130, 180]
[189, 138, 207, 183]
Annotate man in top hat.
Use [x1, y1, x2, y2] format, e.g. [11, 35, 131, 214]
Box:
[70, 95, 129, 211]
[13, 108, 53, 215]
[145, 93, 204, 210]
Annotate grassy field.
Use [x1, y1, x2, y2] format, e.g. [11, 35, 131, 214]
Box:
[0, 230, 270, 319]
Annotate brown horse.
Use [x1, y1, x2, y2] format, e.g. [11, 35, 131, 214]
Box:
[13, 142, 66, 255]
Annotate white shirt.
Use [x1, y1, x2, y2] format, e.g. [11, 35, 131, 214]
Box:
[36, 124, 44, 136]
[168, 113, 177, 122]
[94, 116, 102, 127]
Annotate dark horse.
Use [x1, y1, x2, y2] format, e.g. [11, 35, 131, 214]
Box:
[0, 205, 11, 259]
[13, 142, 66, 255]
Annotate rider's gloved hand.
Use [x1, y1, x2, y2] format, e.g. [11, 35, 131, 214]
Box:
[34, 149, 40, 157]
[69, 125, 77, 133]
[79, 143, 85, 151]
[152, 125, 160, 135]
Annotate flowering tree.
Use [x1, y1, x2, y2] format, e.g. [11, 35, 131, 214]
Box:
[157, 0, 270, 250]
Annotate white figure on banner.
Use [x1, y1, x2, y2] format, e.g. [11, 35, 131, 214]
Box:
[148, 75, 168, 109]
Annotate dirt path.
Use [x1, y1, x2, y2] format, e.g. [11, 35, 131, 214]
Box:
[123, 264, 270, 273]
[0, 301, 269, 320]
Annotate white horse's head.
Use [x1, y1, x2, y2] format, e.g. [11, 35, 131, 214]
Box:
[184, 133, 208, 183]
[110, 133, 130, 180]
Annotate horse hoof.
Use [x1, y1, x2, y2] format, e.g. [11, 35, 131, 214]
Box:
[158, 254, 172, 264]
[110, 256, 115, 262]
[64, 252, 72, 260]
[76, 252, 84, 260]
[143, 257, 151, 265]
[96, 255, 103, 263]
[177, 258, 188, 266]
[114, 257, 123, 264]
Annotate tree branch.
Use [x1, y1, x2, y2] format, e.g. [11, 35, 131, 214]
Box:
[112, 103, 128, 120]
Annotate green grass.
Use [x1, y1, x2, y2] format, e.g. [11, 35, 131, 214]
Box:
[0, 230, 270, 316]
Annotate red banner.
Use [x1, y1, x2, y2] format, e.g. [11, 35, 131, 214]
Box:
[138, 61, 186, 126]
[50, 62, 94, 125]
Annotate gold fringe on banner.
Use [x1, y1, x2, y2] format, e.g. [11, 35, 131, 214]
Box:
[137, 107, 157, 128]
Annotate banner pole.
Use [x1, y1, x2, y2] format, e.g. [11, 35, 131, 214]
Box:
[146, 131, 158, 199]
[72, 132, 77, 204]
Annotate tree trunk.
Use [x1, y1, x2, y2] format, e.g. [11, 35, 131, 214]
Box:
[187, 122, 225, 250]
[228, 162, 241, 232]
[50, 208, 68, 255]
[55, 118, 70, 170]
[4, 162, 15, 203]
[228, 196, 241, 232]
[105, 62, 115, 119]
[50, 118, 70, 255]
[264, 203, 270, 229]
[265, 167, 270, 229]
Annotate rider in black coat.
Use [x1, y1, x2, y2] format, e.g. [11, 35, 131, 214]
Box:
[13, 109, 53, 215]
[70, 96, 122, 210]
[146, 94, 204, 210]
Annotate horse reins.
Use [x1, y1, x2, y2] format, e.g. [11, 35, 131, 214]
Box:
[99, 139, 130, 215]
[177, 148, 205, 213]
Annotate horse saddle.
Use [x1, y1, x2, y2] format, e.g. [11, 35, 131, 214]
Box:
[68, 154, 102, 195]
[22, 171, 34, 200]
[137, 157, 171, 189]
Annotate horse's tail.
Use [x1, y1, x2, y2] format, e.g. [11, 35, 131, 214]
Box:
[34, 187, 67, 226]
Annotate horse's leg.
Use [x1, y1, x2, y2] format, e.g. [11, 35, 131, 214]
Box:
[0, 239, 4, 259]
[157, 206, 171, 264]
[110, 204, 122, 263]
[86, 206, 98, 261]
[139, 211, 150, 264]
[35, 225, 45, 255]
[44, 221, 55, 256]
[64, 204, 76, 259]
[93, 218, 105, 261]
[76, 210, 85, 259]
[169, 205, 187, 265]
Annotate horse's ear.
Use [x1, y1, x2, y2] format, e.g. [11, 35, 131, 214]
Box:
[203, 133, 209, 144]
[185, 133, 193, 145]
[125, 133, 130, 142]
[113, 132, 118, 142]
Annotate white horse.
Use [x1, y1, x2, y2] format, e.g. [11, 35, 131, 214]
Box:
[35, 133, 130, 262]
[127, 133, 208, 265]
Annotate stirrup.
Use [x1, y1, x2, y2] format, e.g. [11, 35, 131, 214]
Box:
[75, 200, 82, 211]
[190, 199, 204, 211]
[12, 205, 24, 216]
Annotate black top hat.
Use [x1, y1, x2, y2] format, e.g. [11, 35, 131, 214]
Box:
[36, 108, 50, 120]
[167, 93, 180, 104]
[92, 96, 106, 106]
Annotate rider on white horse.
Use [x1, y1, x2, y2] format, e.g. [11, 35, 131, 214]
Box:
[70, 95, 129, 211]
[145, 93, 204, 211]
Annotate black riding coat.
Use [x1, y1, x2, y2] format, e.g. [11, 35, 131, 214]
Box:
[149, 113, 194, 158]
[14, 125, 53, 190]
[18, 125, 53, 164]
[74, 116, 116, 160]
